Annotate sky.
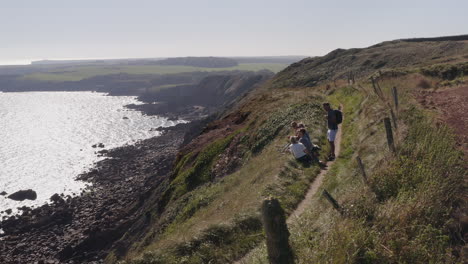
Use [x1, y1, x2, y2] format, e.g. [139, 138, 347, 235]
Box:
[1, 0, 467, 65]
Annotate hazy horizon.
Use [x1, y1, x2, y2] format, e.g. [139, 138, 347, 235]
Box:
[0, 55, 309, 66]
[2, 0, 467, 65]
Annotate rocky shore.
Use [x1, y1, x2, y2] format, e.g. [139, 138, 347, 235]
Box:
[0, 124, 191, 264]
[0, 69, 271, 263]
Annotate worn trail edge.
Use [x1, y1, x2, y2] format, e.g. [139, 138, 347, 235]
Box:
[234, 105, 343, 264]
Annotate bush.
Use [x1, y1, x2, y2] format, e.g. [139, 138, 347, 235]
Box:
[420, 62, 468, 80]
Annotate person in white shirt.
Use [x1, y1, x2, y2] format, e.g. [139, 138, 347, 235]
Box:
[289, 136, 312, 163]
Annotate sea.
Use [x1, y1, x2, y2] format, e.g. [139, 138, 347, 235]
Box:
[0, 91, 182, 215]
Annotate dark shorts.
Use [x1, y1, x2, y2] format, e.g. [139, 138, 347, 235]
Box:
[297, 155, 312, 163]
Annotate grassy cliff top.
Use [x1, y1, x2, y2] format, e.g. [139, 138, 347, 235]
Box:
[113, 36, 467, 264]
[272, 36, 468, 88]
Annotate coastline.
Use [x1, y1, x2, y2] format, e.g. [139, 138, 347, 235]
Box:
[0, 122, 195, 263]
[0, 71, 269, 263]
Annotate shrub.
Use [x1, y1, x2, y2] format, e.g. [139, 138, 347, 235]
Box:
[416, 78, 431, 89]
[170, 131, 239, 200]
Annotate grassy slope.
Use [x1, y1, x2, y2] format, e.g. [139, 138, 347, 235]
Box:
[272, 39, 468, 88]
[116, 39, 467, 264]
[116, 87, 329, 263]
[21, 63, 288, 82]
[242, 70, 466, 263]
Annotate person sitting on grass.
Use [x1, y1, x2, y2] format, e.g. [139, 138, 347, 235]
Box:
[288, 136, 311, 164]
[292, 121, 312, 141]
[291, 121, 299, 135]
[297, 128, 326, 167]
[297, 122, 311, 142]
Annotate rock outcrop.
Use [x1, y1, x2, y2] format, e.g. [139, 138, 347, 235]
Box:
[7, 189, 37, 201]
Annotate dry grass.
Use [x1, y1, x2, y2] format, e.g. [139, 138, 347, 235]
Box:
[242, 75, 465, 264]
[121, 88, 328, 263]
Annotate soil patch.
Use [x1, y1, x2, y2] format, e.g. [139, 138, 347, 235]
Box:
[415, 85, 468, 156]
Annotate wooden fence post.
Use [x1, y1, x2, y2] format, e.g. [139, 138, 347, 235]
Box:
[376, 79, 384, 98]
[390, 109, 398, 129]
[371, 77, 379, 97]
[322, 190, 341, 214]
[384, 118, 396, 153]
[371, 77, 384, 100]
[392, 86, 398, 111]
[356, 156, 368, 184]
[261, 198, 295, 264]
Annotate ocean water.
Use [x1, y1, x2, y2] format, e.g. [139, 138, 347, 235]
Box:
[0, 92, 182, 214]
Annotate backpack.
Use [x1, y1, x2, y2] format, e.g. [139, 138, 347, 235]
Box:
[334, 109, 343, 124]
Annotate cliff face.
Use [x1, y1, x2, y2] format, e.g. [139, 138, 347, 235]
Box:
[129, 71, 273, 119]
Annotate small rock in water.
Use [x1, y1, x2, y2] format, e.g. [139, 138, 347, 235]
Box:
[7, 189, 37, 201]
[123, 116, 129, 119]
[0, 191, 7, 196]
[50, 193, 64, 203]
[92, 143, 105, 148]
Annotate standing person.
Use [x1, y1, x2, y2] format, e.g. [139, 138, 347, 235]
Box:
[323, 102, 338, 161]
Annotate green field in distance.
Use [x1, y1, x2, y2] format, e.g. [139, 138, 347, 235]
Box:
[22, 63, 289, 82]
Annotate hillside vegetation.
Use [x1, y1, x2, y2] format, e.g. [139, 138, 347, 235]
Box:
[112, 37, 467, 263]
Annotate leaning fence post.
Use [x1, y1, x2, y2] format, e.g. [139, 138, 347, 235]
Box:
[376, 79, 384, 98]
[371, 77, 379, 97]
[356, 156, 368, 184]
[392, 86, 398, 111]
[390, 109, 398, 129]
[261, 198, 295, 264]
[384, 118, 396, 153]
[322, 190, 342, 214]
[371, 77, 384, 100]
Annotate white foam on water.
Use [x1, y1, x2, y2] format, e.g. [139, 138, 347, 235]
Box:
[0, 91, 184, 215]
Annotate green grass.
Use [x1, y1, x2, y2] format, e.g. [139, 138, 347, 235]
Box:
[250, 102, 323, 154]
[242, 75, 465, 264]
[169, 131, 239, 200]
[117, 65, 465, 264]
[127, 215, 264, 264]
[22, 63, 289, 82]
[120, 91, 328, 263]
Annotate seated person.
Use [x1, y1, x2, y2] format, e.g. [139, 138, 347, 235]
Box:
[289, 136, 312, 163]
[297, 128, 326, 167]
[297, 123, 311, 142]
[291, 121, 299, 135]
